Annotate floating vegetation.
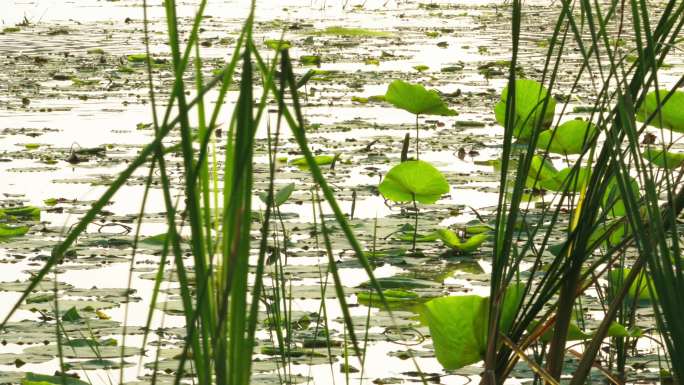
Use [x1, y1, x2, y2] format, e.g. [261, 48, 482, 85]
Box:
[0, 1, 683, 385]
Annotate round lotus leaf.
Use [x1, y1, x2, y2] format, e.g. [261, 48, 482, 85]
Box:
[494, 79, 556, 140]
[636, 90, 684, 133]
[384, 80, 457, 116]
[602, 176, 639, 217]
[378, 160, 450, 204]
[525, 154, 559, 189]
[642, 148, 684, 169]
[21, 372, 90, 385]
[537, 119, 598, 155]
[154, 300, 186, 315]
[542, 166, 591, 192]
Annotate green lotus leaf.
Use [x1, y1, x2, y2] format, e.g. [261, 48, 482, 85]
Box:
[290, 155, 336, 169]
[636, 89, 684, 133]
[379, 160, 449, 204]
[421, 284, 524, 370]
[22, 372, 89, 385]
[264, 39, 292, 50]
[259, 183, 295, 207]
[422, 295, 487, 369]
[0, 206, 40, 220]
[437, 229, 489, 253]
[525, 155, 558, 189]
[542, 166, 591, 192]
[537, 119, 598, 155]
[0, 224, 29, 238]
[396, 231, 439, 242]
[494, 79, 556, 140]
[357, 276, 440, 289]
[643, 148, 684, 169]
[464, 223, 495, 235]
[356, 289, 421, 307]
[606, 322, 643, 338]
[384, 80, 457, 116]
[528, 320, 591, 343]
[608, 268, 656, 303]
[320, 26, 393, 37]
[602, 176, 639, 217]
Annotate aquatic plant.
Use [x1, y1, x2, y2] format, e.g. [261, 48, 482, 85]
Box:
[259, 183, 295, 207]
[421, 284, 524, 370]
[436, 229, 489, 253]
[419, 1, 684, 384]
[536, 119, 598, 155]
[494, 78, 556, 140]
[3, 0, 684, 384]
[636, 89, 684, 132]
[378, 160, 449, 252]
[0, 1, 392, 385]
[642, 148, 684, 169]
[319, 26, 393, 38]
[384, 80, 457, 159]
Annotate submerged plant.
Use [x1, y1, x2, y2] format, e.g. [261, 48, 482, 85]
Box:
[384, 80, 457, 159]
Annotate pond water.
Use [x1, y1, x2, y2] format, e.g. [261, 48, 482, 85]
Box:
[0, 0, 681, 384]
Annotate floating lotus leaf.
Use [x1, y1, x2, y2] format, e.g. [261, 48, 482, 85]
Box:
[396, 231, 439, 242]
[320, 26, 393, 37]
[264, 39, 292, 50]
[464, 223, 495, 234]
[378, 160, 449, 204]
[66, 358, 134, 370]
[356, 289, 422, 308]
[20, 300, 118, 313]
[0, 206, 40, 219]
[357, 276, 440, 289]
[140, 233, 187, 246]
[437, 229, 489, 253]
[22, 372, 89, 385]
[290, 155, 336, 169]
[23, 345, 139, 359]
[0, 224, 29, 238]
